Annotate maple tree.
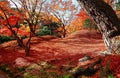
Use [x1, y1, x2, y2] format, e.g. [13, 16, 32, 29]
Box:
[67, 9, 89, 34]
[10, 0, 47, 36]
[0, 28, 28, 37]
[0, 0, 31, 56]
[43, 0, 79, 38]
[0, 0, 48, 56]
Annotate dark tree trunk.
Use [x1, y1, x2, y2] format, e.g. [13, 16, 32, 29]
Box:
[62, 24, 66, 38]
[77, 0, 120, 38]
[30, 28, 36, 36]
[77, 0, 120, 53]
[25, 46, 30, 56]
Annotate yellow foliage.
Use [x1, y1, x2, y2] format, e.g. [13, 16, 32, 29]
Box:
[20, 24, 30, 32]
[66, 17, 84, 34]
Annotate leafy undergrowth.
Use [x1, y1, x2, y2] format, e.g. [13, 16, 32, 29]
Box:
[0, 30, 120, 78]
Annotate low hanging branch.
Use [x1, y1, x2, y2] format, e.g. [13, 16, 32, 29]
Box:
[77, 0, 120, 53]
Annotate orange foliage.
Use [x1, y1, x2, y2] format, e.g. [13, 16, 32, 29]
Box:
[0, 28, 29, 36]
[67, 9, 89, 34]
[0, 1, 25, 37]
[66, 17, 83, 34]
[104, 0, 114, 5]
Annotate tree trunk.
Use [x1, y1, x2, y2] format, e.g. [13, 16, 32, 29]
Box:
[77, 0, 120, 53]
[29, 23, 36, 36]
[25, 46, 30, 56]
[30, 28, 36, 36]
[62, 24, 66, 38]
[11, 30, 31, 56]
[77, 0, 120, 38]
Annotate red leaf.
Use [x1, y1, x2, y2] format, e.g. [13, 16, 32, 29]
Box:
[2, 16, 20, 25]
[76, 9, 88, 20]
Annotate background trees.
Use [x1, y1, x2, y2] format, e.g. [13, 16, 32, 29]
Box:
[10, 0, 47, 36]
[43, 0, 79, 37]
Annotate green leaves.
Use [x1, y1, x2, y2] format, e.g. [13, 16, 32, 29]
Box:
[0, 35, 12, 43]
[108, 74, 113, 78]
[82, 18, 98, 30]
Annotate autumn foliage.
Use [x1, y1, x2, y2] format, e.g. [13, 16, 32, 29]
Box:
[76, 9, 88, 20]
[67, 9, 89, 34]
[0, 28, 28, 36]
[0, 0, 120, 78]
[2, 16, 21, 26]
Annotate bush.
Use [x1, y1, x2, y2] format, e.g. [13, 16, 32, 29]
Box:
[0, 35, 12, 43]
[115, 2, 120, 11]
[36, 22, 63, 37]
[82, 18, 98, 31]
[36, 26, 51, 36]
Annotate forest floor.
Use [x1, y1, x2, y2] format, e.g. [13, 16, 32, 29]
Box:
[0, 30, 120, 78]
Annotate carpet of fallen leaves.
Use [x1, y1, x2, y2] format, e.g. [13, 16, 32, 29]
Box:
[0, 30, 120, 77]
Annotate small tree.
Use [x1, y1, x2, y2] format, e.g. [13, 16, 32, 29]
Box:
[0, 11, 31, 56]
[0, 0, 47, 56]
[44, 0, 79, 38]
[10, 0, 47, 36]
[0, 1, 29, 56]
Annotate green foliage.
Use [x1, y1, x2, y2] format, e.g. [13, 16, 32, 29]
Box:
[108, 74, 113, 78]
[44, 22, 61, 35]
[115, 2, 120, 11]
[23, 72, 39, 78]
[36, 22, 63, 38]
[36, 26, 51, 36]
[0, 35, 12, 43]
[63, 75, 72, 78]
[17, 66, 26, 72]
[82, 19, 98, 30]
[45, 22, 60, 29]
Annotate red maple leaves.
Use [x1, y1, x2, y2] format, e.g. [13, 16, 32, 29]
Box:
[0, 28, 29, 36]
[76, 9, 88, 20]
[1, 16, 28, 36]
[2, 16, 21, 26]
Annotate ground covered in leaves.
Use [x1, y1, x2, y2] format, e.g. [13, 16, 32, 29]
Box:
[0, 30, 120, 78]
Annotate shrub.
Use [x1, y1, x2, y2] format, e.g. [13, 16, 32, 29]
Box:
[36, 26, 51, 36]
[0, 35, 12, 43]
[115, 1, 120, 11]
[82, 18, 98, 31]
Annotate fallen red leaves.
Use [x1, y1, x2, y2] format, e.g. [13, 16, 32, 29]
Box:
[0, 30, 120, 77]
[102, 55, 120, 74]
